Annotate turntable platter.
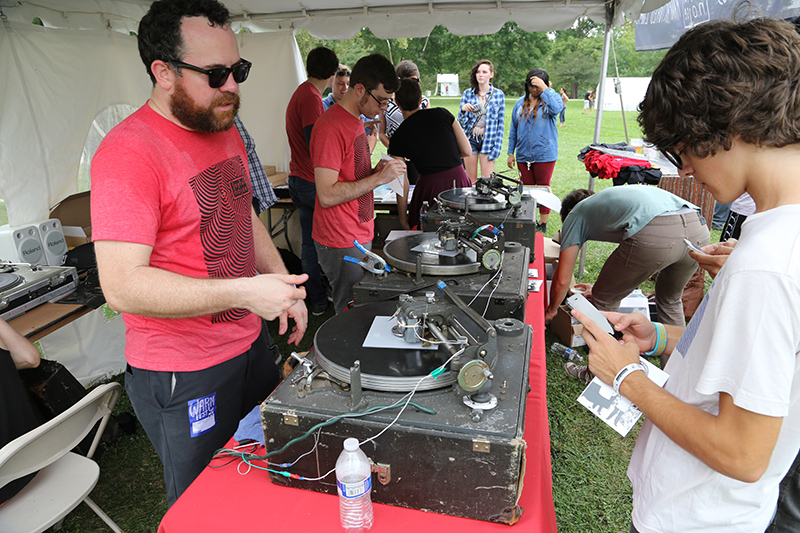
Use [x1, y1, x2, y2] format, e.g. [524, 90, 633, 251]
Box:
[438, 187, 508, 211]
[313, 301, 456, 392]
[383, 232, 480, 276]
[0, 273, 23, 292]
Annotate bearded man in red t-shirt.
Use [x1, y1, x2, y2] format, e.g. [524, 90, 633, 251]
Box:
[91, 0, 307, 505]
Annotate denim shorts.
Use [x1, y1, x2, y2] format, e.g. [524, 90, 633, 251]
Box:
[469, 136, 483, 154]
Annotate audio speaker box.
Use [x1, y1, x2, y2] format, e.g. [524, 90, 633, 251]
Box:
[0, 225, 46, 265]
[36, 219, 68, 266]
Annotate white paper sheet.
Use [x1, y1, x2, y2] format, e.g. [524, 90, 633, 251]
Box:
[363, 315, 439, 350]
[380, 153, 405, 196]
[577, 359, 668, 436]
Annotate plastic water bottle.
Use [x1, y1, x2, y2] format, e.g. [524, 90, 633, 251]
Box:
[419, 200, 430, 230]
[336, 438, 374, 531]
[551, 342, 584, 362]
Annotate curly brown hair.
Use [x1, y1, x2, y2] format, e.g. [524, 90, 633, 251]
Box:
[638, 18, 800, 159]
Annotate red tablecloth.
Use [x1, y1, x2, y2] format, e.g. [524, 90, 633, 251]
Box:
[159, 232, 556, 533]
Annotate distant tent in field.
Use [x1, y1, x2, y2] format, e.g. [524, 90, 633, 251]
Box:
[436, 74, 460, 96]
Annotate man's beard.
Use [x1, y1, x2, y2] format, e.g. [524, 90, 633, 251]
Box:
[170, 80, 240, 133]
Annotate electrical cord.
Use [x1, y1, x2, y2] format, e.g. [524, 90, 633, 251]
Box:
[212, 347, 466, 481]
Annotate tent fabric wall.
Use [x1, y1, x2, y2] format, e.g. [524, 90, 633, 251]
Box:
[0, 22, 151, 226]
[37, 307, 127, 387]
[0, 21, 304, 227]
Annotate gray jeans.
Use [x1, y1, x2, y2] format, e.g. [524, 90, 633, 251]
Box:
[592, 212, 710, 327]
[125, 321, 280, 506]
[314, 240, 371, 314]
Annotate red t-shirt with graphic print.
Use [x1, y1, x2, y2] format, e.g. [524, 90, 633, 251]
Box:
[90, 103, 260, 372]
[310, 104, 374, 248]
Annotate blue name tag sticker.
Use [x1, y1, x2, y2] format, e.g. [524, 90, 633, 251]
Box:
[187, 393, 217, 438]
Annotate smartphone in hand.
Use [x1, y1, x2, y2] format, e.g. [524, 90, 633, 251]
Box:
[566, 293, 623, 340]
[684, 238, 708, 255]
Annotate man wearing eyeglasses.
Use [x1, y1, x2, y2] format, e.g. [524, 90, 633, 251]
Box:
[286, 46, 339, 317]
[310, 53, 406, 314]
[90, 0, 307, 505]
[323, 64, 381, 149]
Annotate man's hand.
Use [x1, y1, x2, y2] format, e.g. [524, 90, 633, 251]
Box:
[245, 273, 308, 321]
[507, 154, 515, 168]
[600, 311, 658, 354]
[375, 158, 406, 186]
[693, 238, 737, 279]
[280, 299, 308, 346]
[571, 308, 642, 385]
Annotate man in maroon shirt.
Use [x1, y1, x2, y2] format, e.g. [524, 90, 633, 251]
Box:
[286, 47, 338, 316]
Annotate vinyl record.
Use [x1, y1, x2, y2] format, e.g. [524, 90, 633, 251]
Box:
[313, 301, 457, 392]
[0, 273, 23, 292]
[438, 187, 508, 211]
[383, 232, 480, 276]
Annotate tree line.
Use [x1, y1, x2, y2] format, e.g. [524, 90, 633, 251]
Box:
[295, 19, 666, 100]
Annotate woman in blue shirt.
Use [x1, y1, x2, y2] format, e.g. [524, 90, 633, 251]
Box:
[507, 68, 563, 233]
[458, 60, 505, 183]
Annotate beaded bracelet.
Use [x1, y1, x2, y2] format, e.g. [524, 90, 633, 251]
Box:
[643, 322, 667, 357]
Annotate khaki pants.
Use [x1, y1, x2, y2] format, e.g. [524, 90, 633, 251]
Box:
[591, 212, 709, 327]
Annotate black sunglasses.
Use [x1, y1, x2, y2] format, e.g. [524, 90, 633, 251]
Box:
[337, 69, 351, 77]
[171, 58, 252, 89]
[365, 87, 390, 108]
[660, 147, 683, 170]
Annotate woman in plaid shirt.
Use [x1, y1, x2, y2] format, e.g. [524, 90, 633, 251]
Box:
[458, 60, 505, 183]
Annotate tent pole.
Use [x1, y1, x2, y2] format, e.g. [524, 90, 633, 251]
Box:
[590, 13, 614, 191]
[579, 3, 615, 280]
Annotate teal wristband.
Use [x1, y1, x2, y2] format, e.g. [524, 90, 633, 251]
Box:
[643, 322, 667, 357]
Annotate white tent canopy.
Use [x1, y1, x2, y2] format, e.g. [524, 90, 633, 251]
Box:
[0, 0, 666, 228]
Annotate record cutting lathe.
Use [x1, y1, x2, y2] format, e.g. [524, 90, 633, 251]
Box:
[355, 220, 529, 321]
[261, 281, 531, 522]
[381, 218, 504, 279]
[423, 176, 537, 252]
[291, 283, 503, 419]
[437, 172, 524, 216]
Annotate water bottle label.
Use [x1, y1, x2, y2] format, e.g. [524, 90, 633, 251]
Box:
[338, 476, 372, 498]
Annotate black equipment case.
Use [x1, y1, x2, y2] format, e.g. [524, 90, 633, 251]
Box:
[260, 317, 531, 524]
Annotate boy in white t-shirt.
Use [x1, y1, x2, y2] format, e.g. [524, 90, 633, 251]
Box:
[571, 18, 800, 533]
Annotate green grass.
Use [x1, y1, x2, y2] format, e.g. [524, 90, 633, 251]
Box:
[56, 100, 712, 532]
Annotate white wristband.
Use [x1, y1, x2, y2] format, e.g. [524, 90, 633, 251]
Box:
[613, 361, 647, 395]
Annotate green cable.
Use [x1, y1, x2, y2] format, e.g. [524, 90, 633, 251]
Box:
[257, 400, 436, 459]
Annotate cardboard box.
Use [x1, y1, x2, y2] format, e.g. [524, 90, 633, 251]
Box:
[550, 305, 587, 347]
[542, 236, 561, 263]
[262, 165, 277, 176]
[267, 172, 287, 187]
[50, 191, 91, 248]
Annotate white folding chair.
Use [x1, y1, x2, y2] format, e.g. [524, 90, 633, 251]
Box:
[0, 381, 123, 532]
